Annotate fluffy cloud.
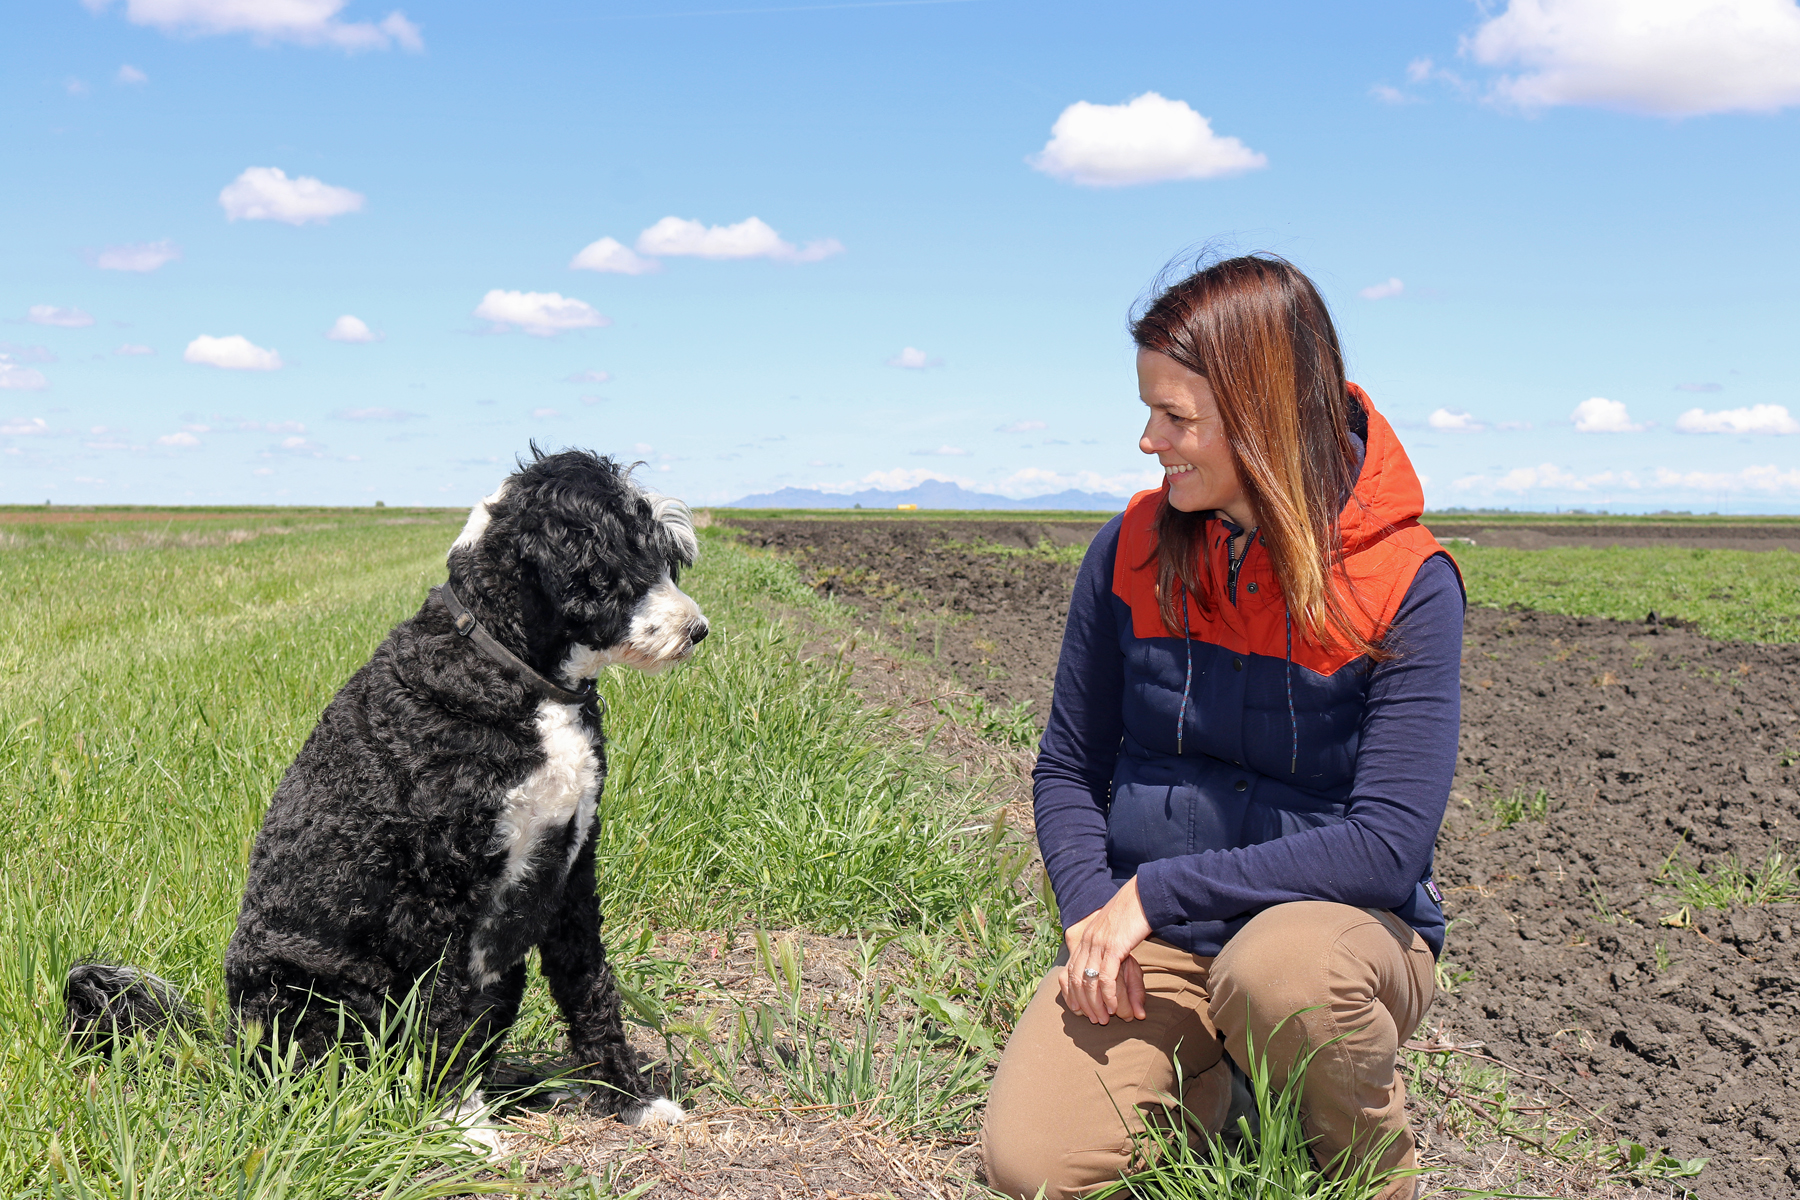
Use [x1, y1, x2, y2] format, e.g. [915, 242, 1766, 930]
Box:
[157, 431, 200, 447]
[563, 369, 611, 384]
[184, 335, 283, 371]
[1428, 408, 1484, 431]
[2, 416, 50, 434]
[1452, 462, 1638, 493]
[1465, 0, 1800, 115]
[887, 347, 941, 369]
[1029, 92, 1267, 186]
[325, 314, 379, 343]
[993, 466, 1164, 498]
[1570, 396, 1644, 432]
[474, 290, 608, 337]
[92, 239, 181, 272]
[89, 0, 423, 52]
[997, 420, 1047, 433]
[1, 343, 56, 363]
[28, 305, 95, 328]
[1674, 403, 1800, 434]
[115, 343, 154, 356]
[819, 467, 975, 493]
[1359, 277, 1405, 300]
[0, 356, 50, 391]
[1650, 463, 1800, 492]
[634, 216, 843, 263]
[569, 237, 661, 274]
[116, 64, 148, 84]
[220, 167, 364, 225]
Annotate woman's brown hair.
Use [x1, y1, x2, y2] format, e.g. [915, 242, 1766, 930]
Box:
[1131, 253, 1383, 658]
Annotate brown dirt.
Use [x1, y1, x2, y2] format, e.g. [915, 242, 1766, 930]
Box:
[718, 516, 1800, 1200]
[1425, 521, 1800, 553]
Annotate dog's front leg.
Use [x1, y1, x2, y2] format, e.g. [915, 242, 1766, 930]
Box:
[538, 844, 683, 1125]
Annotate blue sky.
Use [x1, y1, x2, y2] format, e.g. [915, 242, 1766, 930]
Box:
[5, 0, 1799, 511]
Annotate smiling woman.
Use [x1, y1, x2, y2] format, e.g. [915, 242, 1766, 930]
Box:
[982, 254, 1463, 1200]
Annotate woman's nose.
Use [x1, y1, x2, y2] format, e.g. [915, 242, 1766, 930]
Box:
[1140, 420, 1165, 455]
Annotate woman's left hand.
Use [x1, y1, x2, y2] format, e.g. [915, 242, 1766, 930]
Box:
[1060, 876, 1153, 1025]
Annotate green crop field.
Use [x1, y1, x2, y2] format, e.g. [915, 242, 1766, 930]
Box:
[3, 506, 1789, 1197]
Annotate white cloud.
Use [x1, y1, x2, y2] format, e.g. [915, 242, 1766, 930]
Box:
[1651, 463, 1800, 492]
[911, 445, 971, 456]
[0, 357, 49, 391]
[634, 216, 843, 263]
[1, 416, 50, 434]
[219, 167, 364, 225]
[115, 343, 154, 356]
[93, 0, 423, 52]
[887, 346, 941, 369]
[184, 334, 282, 371]
[253, 467, 274, 476]
[325, 314, 379, 342]
[1428, 407, 1484, 431]
[1359, 277, 1405, 300]
[818, 467, 976, 493]
[1675, 403, 1800, 434]
[532, 407, 560, 418]
[474, 290, 608, 337]
[116, 64, 148, 84]
[157, 431, 200, 447]
[1452, 462, 1639, 493]
[92, 239, 180, 271]
[1029, 92, 1268, 187]
[335, 407, 419, 420]
[67, 77, 90, 96]
[1570, 396, 1644, 432]
[569, 237, 661, 274]
[1465, 0, 1800, 116]
[27, 305, 95, 328]
[563, 369, 611, 384]
[992, 466, 1164, 498]
[998, 420, 1047, 433]
[1370, 84, 1414, 105]
[580, 395, 605, 405]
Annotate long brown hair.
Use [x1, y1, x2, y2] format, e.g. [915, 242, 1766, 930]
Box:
[1131, 254, 1382, 657]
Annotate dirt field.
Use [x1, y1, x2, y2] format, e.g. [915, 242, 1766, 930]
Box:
[724, 516, 1800, 1200]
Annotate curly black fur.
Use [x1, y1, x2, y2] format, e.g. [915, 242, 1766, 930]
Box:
[67, 449, 706, 1121]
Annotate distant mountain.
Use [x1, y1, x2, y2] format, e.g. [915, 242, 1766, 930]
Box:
[725, 479, 1132, 511]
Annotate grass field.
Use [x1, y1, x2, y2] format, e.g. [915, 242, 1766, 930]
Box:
[4, 504, 1785, 1196]
[0, 509, 1052, 1197]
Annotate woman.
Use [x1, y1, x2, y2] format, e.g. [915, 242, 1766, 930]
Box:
[982, 255, 1462, 1200]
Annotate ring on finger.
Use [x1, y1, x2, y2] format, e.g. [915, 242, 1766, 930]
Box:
[1082, 967, 1101, 981]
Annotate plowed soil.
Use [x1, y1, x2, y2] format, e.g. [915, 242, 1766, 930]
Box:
[724, 517, 1800, 1200]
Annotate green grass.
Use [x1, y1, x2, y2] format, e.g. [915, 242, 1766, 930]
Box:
[1488, 788, 1552, 830]
[1452, 544, 1800, 642]
[1658, 844, 1798, 910]
[0, 510, 1044, 1196]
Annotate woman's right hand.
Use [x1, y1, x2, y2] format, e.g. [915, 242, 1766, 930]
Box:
[1060, 877, 1151, 1025]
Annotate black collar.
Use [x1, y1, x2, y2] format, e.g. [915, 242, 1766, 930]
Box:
[433, 584, 598, 708]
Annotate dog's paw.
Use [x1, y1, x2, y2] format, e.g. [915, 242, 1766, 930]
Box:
[622, 1096, 686, 1126]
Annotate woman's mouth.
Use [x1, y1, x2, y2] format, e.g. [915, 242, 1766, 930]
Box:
[1163, 462, 1195, 476]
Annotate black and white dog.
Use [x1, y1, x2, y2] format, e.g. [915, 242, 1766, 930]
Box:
[67, 449, 706, 1127]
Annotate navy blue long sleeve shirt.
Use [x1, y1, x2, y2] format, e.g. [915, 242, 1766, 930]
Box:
[1031, 515, 1464, 957]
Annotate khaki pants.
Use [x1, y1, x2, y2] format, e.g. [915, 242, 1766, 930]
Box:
[981, 901, 1435, 1200]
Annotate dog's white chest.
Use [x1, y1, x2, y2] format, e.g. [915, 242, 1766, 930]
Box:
[469, 701, 600, 986]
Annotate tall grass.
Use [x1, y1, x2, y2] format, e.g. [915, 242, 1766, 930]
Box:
[0, 514, 1023, 1195]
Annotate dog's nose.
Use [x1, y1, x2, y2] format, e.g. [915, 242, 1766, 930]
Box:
[685, 620, 709, 645]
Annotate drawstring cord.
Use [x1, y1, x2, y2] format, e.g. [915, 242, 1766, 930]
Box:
[1285, 606, 1297, 774]
[1177, 580, 1192, 756]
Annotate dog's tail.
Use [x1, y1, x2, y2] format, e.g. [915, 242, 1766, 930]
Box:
[64, 963, 196, 1052]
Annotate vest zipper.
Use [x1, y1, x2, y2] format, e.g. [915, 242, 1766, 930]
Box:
[1225, 528, 1257, 605]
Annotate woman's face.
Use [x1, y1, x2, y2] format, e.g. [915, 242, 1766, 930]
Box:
[1137, 348, 1252, 523]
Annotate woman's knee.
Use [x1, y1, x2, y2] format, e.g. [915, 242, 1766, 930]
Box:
[982, 1130, 1133, 1200]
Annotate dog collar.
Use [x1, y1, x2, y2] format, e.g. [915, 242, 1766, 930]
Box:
[433, 584, 599, 708]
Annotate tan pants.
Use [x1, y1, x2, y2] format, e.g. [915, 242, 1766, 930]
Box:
[982, 902, 1435, 1200]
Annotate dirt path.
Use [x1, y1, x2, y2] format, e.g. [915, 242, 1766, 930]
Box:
[724, 517, 1800, 1200]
